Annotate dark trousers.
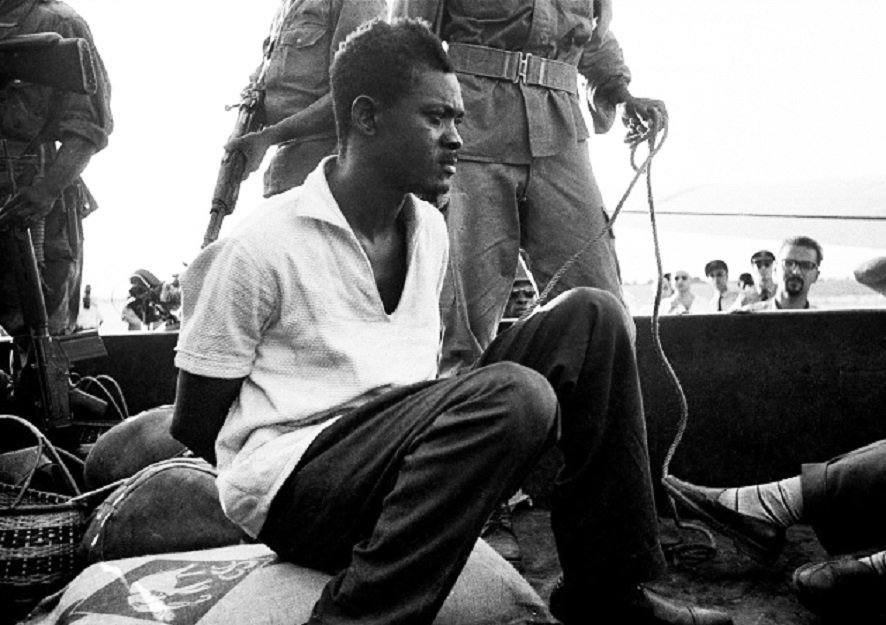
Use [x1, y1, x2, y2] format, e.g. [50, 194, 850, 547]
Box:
[259, 288, 666, 625]
[803, 439, 886, 555]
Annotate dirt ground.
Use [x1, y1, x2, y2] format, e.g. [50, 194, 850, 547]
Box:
[513, 504, 881, 625]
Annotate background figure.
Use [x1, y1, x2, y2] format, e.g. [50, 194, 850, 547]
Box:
[737, 272, 754, 293]
[124, 268, 179, 330]
[704, 259, 737, 312]
[665, 270, 699, 315]
[393, 0, 668, 374]
[226, 0, 386, 197]
[0, 0, 113, 336]
[502, 252, 538, 321]
[74, 283, 103, 331]
[120, 301, 145, 331]
[730, 250, 775, 310]
[854, 255, 886, 297]
[736, 236, 822, 312]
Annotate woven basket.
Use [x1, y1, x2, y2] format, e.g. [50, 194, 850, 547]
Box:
[0, 414, 88, 613]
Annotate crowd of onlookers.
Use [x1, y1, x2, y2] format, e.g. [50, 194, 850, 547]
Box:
[648, 235, 885, 315]
[500, 235, 886, 321]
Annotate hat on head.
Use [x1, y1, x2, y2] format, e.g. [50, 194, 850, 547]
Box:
[750, 250, 775, 263]
[704, 259, 728, 276]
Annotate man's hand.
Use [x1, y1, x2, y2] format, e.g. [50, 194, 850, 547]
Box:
[621, 95, 668, 144]
[0, 183, 57, 229]
[225, 130, 274, 181]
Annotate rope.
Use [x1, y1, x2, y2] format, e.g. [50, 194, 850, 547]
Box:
[536, 122, 669, 306]
[532, 119, 718, 564]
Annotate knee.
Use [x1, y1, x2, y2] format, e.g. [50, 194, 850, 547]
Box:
[474, 362, 558, 454]
[546, 287, 632, 336]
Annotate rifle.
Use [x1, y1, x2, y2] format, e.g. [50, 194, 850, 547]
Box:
[202, 85, 264, 248]
[0, 33, 97, 94]
[0, 35, 106, 436]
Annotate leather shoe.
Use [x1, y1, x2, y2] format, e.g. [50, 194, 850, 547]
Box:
[550, 578, 733, 625]
[793, 556, 886, 619]
[662, 475, 786, 564]
[481, 502, 523, 572]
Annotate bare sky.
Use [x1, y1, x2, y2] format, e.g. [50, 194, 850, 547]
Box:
[73, 0, 886, 301]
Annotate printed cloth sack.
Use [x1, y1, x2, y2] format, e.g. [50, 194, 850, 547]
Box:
[23, 541, 556, 625]
[78, 458, 249, 564]
[84, 405, 187, 490]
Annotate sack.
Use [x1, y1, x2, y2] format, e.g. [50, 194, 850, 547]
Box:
[83, 404, 187, 490]
[23, 541, 557, 625]
[79, 457, 249, 564]
[0, 415, 90, 617]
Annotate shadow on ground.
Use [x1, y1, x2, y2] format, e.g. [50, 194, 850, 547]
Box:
[514, 506, 882, 625]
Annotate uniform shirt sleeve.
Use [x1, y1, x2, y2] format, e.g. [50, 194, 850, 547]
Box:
[577, 0, 631, 134]
[175, 238, 279, 379]
[329, 0, 388, 58]
[43, 7, 113, 149]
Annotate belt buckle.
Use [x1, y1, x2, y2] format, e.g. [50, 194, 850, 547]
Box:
[513, 52, 531, 84]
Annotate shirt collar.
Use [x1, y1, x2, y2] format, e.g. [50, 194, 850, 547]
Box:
[294, 156, 420, 234]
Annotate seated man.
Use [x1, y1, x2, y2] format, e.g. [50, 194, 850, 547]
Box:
[171, 18, 730, 625]
[735, 236, 822, 312]
[664, 440, 886, 620]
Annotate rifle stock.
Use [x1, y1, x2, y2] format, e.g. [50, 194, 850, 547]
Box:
[0, 33, 97, 94]
[203, 88, 264, 248]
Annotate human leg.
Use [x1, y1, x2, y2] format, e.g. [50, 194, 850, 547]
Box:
[479, 288, 662, 588]
[259, 365, 558, 625]
[479, 288, 730, 623]
[41, 200, 79, 335]
[521, 140, 623, 303]
[801, 438, 886, 555]
[438, 160, 524, 375]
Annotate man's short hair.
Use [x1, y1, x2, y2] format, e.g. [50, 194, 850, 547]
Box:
[330, 18, 453, 147]
[750, 250, 775, 263]
[738, 272, 754, 287]
[704, 259, 728, 276]
[780, 235, 824, 265]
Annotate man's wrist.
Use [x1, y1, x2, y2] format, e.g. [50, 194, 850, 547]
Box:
[605, 81, 631, 106]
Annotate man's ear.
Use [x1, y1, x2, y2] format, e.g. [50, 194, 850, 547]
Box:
[351, 95, 379, 137]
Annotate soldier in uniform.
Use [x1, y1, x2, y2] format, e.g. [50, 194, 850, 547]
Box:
[226, 0, 387, 197]
[0, 0, 112, 336]
[392, 0, 667, 375]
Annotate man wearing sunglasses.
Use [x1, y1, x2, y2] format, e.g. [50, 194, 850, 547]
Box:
[730, 250, 776, 310]
[736, 237, 822, 312]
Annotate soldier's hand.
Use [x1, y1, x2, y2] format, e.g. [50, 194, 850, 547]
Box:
[226, 131, 273, 180]
[621, 96, 668, 144]
[0, 184, 56, 230]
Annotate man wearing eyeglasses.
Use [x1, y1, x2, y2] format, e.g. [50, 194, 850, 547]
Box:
[736, 236, 822, 312]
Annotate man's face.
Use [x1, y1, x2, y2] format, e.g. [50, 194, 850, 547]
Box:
[752, 256, 774, 283]
[376, 69, 464, 198]
[707, 268, 728, 293]
[777, 244, 819, 299]
[504, 279, 537, 318]
[673, 271, 691, 293]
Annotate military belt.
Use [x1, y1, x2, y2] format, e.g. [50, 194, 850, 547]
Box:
[447, 42, 578, 95]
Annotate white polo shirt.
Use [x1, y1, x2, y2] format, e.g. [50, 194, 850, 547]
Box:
[175, 158, 448, 537]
